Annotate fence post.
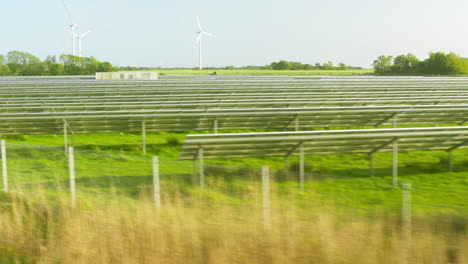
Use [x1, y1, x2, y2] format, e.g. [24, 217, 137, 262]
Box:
[294, 115, 299, 131]
[152, 156, 161, 208]
[198, 147, 204, 189]
[392, 138, 399, 186]
[142, 121, 147, 155]
[213, 118, 218, 134]
[68, 147, 76, 206]
[1, 140, 7, 192]
[402, 182, 412, 264]
[192, 160, 198, 185]
[262, 165, 271, 230]
[299, 142, 305, 192]
[64, 121, 68, 157]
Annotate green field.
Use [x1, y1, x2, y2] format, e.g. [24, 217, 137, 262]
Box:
[1, 131, 466, 264]
[3, 132, 467, 216]
[156, 69, 373, 76]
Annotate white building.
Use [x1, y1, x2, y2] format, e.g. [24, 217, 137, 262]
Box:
[96, 71, 159, 80]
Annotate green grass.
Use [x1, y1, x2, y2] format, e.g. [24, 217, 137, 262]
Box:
[2, 132, 467, 217]
[155, 69, 373, 76]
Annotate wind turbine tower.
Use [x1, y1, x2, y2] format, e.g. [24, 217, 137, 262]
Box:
[62, 0, 93, 57]
[62, 0, 78, 56]
[76, 26, 93, 57]
[195, 16, 214, 70]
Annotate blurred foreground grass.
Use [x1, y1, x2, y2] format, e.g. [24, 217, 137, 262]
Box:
[0, 185, 466, 264]
[0, 132, 466, 263]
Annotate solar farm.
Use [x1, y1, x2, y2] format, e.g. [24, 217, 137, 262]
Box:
[1, 75, 467, 185]
[1, 75, 467, 263]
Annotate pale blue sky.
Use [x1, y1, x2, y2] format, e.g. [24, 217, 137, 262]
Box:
[1, 0, 467, 67]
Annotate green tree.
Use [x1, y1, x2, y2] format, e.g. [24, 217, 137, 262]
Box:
[60, 54, 83, 75]
[97, 61, 117, 72]
[271, 60, 291, 70]
[0, 64, 10, 75]
[44, 55, 65, 75]
[290, 61, 305, 70]
[391, 54, 420, 74]
[372, 55, 393, 75]
[423, 52, 451, 75]
[303, 64, 313, 70]
[0, 55, 10, 75]
[338, 63, 347, 70]
[80, 56, 100, 74]
[322, 61, 334, 70]
[6, 51, 45, 76]
[446, 52, 468, 74]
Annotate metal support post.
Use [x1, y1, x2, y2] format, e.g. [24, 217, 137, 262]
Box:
[213, 118, 218, 134]
[192, 160, 197, 184]
[1, 140, 7, 192]
[448, 151, 453, 173]
[262, 165, 271, 230]
[369, 153, 374, 177]
[71, 131, 75, 147]
[299, 142, 305, 192]
[393, 138, 399, 187]
[152, 156, 161, 208]
[142, 121, 147, 155]
[198, 147, 204, 189]
[402, 182, 412, 263]
[64, 121, 68, 156]
[294, 115, 299, 131]
[68, 147, 76, 206]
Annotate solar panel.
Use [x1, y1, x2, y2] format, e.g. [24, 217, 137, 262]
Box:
[0, 76, 467, 136]
[180, 126, 468, 160]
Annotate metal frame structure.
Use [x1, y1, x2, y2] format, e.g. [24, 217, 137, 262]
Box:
[180, 126, 468, 189]
[1, 76, 468, 157]
[1, 105, 467, 134]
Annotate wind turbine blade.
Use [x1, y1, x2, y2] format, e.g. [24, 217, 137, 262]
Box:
[202, 31, 214, 37]
[81, 30, 92, 38]
[61, 0, 74, 25]
[195, 34, 202, 46]
[196, 16, 203, 31]
[66, 28, 78, 37]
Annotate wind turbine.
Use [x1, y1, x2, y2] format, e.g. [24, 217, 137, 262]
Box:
[195, 15, 214, 70]
[62, 0, 93, 57]
[76, 26, 93, 57]
[62, 0, 78, 56]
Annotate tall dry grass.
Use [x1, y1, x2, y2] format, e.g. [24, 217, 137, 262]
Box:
[0, 188, 465, 264]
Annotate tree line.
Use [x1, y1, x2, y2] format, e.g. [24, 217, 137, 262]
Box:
[119, 60, 363, 71]
[269, 60, 362, 71]
[0, 51, 116, 76]
[373, 52, 468, 75]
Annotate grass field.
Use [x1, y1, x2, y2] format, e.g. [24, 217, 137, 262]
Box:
[3, 132, 467, 215]
[1, 187, 465, 264]
[156, 69, 373, 76]
[1, 130, 467, 263]
[1, 120, 467, 263]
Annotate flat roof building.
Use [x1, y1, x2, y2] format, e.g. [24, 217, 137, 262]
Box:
[96, 71, 159, 80]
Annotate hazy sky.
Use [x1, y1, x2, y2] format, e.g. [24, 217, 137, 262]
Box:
[1, 0, 467, 68]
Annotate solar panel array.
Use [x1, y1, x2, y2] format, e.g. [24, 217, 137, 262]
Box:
[1, 75, 467, 135]
[180, 126, 468, 159]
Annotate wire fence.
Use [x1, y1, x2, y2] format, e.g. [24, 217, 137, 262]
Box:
[1, 141, 466, 238]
